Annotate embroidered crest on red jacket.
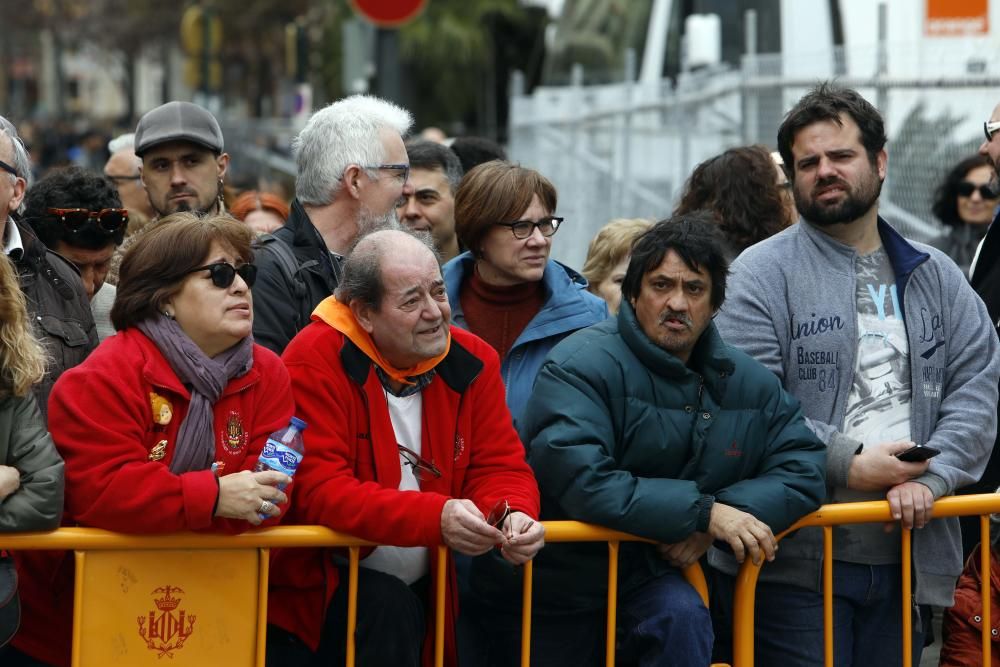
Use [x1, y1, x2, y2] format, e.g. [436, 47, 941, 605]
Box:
[454, 434, 466, 461]
[221, 411, 248, 453]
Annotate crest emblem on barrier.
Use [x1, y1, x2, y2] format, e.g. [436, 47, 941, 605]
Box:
[137, 585, 196, 657]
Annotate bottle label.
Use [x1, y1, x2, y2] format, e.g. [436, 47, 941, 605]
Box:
[259, 440, 303, 477]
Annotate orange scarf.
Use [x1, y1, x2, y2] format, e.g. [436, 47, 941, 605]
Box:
[312, 296, 451, 386]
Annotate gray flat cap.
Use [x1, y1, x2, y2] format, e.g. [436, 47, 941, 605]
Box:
[134, 101, 224, 157]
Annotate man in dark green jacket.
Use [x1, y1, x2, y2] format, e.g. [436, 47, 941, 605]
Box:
[503, 213, 826, 666]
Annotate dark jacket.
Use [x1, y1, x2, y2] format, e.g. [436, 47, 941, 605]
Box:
[493, 302, 826, 611]
[931, 222, 988, 277]
[0, 393, 63, 531]
[252, 200, 343, 354]
[968, 215, 1000, 498]
[10, 220, 97, 421]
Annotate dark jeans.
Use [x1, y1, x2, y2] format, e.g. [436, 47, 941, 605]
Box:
[266, 566, 426, 667]
[711, 561, 924, 667]
[460, 568, 712, 667]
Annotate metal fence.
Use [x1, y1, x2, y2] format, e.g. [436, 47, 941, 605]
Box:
[508, 45, 1000, 271]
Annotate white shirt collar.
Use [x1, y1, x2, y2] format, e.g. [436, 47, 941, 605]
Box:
[3, 217, 23, 260]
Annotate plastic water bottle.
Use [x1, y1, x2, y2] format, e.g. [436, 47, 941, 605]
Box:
[253, 416, 307, 519]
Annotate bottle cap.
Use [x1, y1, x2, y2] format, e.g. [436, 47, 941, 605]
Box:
[290, 416, 307, 431]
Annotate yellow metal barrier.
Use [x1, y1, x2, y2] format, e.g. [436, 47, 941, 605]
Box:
[0, 523, 717, 667]
[732, 493, 1000, 667]
[11, 496, 996, 667]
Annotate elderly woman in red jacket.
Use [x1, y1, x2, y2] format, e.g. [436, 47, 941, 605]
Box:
[11, 213, 295, 667]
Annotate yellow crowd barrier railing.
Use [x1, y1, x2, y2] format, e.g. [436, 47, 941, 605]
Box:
[5, 495, 997, 666]
[0, 523, 718, 667]
[732, 493, 1000, 667]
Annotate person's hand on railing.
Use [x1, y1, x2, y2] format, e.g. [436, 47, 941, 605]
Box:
[0, 465, 19, 501]
[497, 512, 545, 565]
[708, 502, 777, 566]
[214, 470, 290, 525]
[847, 440, 929, 491]
[884, 480, 934, 531]
[656, 532, 713, 568]
[440, 498, 505, 555]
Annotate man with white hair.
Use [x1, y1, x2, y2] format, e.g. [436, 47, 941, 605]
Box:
[103, 133, 155, 224]
[0, 116, 97, 421]
[252, 94, 413, 354]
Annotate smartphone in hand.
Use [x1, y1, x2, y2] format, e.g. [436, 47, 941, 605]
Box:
[894, 445, 941, 462]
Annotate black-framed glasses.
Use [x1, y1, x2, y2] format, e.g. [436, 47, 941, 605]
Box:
[187, 262, 257, 289]
[0, 159, 16, 177]
[47, 207, 129, 234]
[957, 181, 998, 199]
[495, 216, 563, 240]
[985, 120, 1000, 142]
[365, 163, 410, 183]
[397, 443, 441, 481]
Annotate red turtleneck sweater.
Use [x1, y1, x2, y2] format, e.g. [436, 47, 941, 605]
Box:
[460, 268, 546, 362]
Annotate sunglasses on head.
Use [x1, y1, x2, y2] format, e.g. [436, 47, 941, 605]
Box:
[47, 207, 129, 234]
[956, 181, 998, 199]
[187, 262, 257, 289]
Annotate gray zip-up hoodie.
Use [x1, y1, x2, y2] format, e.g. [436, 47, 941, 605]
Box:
[712, 217, 1000, 606]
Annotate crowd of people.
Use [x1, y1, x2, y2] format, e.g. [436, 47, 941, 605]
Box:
[0, 80, 998, 667]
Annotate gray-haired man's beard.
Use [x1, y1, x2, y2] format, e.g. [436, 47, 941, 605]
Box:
[357, 205, 401, 239]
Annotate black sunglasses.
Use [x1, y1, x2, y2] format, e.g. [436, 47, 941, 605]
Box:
[495, 216, 563, 240]
[47, 207, 129, 234]
[956, 181, 998, 199]
[187, 262, 257, 289]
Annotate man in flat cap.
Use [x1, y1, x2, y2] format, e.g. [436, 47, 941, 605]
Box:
[134, 101, 229, 218]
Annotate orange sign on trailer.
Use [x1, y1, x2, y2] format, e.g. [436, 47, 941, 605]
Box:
[926, 0, 989, 36]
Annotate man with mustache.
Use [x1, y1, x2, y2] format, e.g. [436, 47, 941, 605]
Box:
[106, 102, 230, 286]
[490, 214, 825, 667]
[266, 229, 544, 667]
[252, 95, 413, 355]
[715, 82, 1000, 666]
[135, 101, 229, 218]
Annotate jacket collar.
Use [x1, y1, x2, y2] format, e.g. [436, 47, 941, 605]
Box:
[281, 199, 329, 252]
[443, 251, 607, 345]
[799, 216, 929, 299]
[617, 300, 734, 389]
[340, 326, 483, 394]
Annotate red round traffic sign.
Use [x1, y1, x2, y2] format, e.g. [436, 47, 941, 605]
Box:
[351, 0, 428, 28]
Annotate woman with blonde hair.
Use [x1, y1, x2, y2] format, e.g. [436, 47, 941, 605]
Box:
[582, 218, 653, 314]
[0, 253, 64, 653]
[0, 253, 63, 527]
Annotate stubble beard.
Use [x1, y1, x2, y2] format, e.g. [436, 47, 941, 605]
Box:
[357, 204, 401, 239]
[795, 171, 882, 227]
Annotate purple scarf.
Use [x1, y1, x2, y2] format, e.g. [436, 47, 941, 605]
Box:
[137, 315, 254, 473]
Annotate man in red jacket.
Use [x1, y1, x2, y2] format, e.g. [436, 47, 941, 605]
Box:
[267, 229, 544, 667]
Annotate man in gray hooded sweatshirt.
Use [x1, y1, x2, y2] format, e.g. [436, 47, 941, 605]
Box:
[714, 82, 1000, 666]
